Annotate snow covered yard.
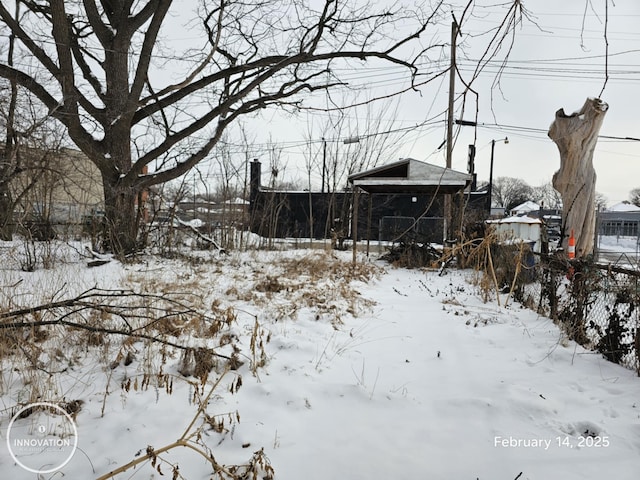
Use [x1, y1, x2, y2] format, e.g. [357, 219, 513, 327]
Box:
[0, 244, 639, 479]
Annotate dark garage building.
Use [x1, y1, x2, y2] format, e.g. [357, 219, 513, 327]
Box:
[249, 158, 483, 245]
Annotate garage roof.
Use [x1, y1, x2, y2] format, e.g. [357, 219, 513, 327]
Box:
[348, 158, 472, 194]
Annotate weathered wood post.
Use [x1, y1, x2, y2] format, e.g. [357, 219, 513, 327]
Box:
[548, 97, 608, 257]
[352, 186, 359, 263]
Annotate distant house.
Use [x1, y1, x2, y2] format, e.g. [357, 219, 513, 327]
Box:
[179, 198, 250, 230]
[510, 201, 540, 216]
[12, 147, 103, 234]
[607, 202, 640, 213]
[599, 202, 640, 237]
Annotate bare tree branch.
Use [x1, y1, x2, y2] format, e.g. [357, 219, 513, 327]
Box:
[0, 0, 461, 253]
[0, 287, 233, 358]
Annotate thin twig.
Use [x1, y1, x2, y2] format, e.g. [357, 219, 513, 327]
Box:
[96, 369, 230, 480]
[599, 0, 609, 97]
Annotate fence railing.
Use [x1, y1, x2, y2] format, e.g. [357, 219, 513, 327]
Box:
[510, 251, 640, 375]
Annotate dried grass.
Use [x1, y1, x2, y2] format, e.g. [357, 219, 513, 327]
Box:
[224, 251, 380, 326]
[0, 248, 382, 478]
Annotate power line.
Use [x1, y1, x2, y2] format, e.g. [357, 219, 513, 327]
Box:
[455, 120, 640, 144]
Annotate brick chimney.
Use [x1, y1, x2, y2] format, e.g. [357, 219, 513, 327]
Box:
[249, 159, 261, 206]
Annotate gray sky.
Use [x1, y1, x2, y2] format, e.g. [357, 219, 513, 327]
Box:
[245, 1, 640, 206]
[444, 0, 640, 206]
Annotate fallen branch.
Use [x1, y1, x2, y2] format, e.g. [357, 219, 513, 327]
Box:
[0, 317, 231, 359]
[0, 287, 194, 322]
[0, 287, 232, 359]
[177, 218, 225, 253]
[87, 259, 111, 268]
[96, 369, 273, 480]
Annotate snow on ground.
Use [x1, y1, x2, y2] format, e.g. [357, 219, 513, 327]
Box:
[599, 235, 639, 253]
[0, 244, 639, 479]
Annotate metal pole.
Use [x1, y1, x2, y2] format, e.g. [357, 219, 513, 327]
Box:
[352, 187, 359, 263]
[366, 193, 372, 257]
[321, 137, 326, 194]
[446, 20, 457, 171]
[488, 139, 495, 214]
[444, 19, 458, 243]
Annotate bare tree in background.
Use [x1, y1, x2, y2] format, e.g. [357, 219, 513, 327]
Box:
[491, 176, 534, 212]
[326, 99, 406, 189]
[532, 182, 562, 210]
[595, 192, 608, 212]
[144, 178, 191, 256]
[212, 139, 245, 248]
[0, 3, 67, 240]
[629, 188, 640, 208]
[260, 144, 289, 248]
[305, 97, 406, 240]
[0, 0, 452, 255]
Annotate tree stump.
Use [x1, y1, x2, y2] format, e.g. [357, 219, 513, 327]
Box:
[548, 97, 608, 257]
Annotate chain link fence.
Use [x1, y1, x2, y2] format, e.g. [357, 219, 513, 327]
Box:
[508, 251, 640, 375]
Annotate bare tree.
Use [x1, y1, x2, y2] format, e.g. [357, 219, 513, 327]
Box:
[0, 99, 72, 239]
[0, 0, 449, 255]
[323, 97, 405, 191]
[491, 176, 534, 211]
[629, 188, 640, 208]
[0, 2, 67, 240]
[595, 192, 608, 212]
[532, 182, 562, 210]
[143, 177, 191, 255]
[304, 96, 406, 240]
[256, 144, 289, 248]
[211, 139, 245, 248]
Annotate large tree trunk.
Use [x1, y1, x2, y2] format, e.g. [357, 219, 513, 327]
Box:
[0, 183, 13, 241]
[102, 177, 139, 256]
[548, 97, 608, 257]
[102, 126, 139, 257]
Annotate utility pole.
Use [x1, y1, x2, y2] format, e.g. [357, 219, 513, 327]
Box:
[488, 139, 496, 214]
[446, 19, 457, 172]
[488, 137, 508, 215]
[321, 137, 327, 194]
[444, 18, 459, 244]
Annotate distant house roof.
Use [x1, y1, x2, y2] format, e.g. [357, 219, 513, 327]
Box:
[487, 215, 542, 225]
[224, 197, 250, 205]
[511, 201, 540, 214]
[599, 206, 640, 222]
[608, 202, 640, 212]
[348, 158, 472, 194]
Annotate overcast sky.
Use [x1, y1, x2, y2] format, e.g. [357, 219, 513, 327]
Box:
[444, 0, 640, 206]
[239, 0, 640, 206]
